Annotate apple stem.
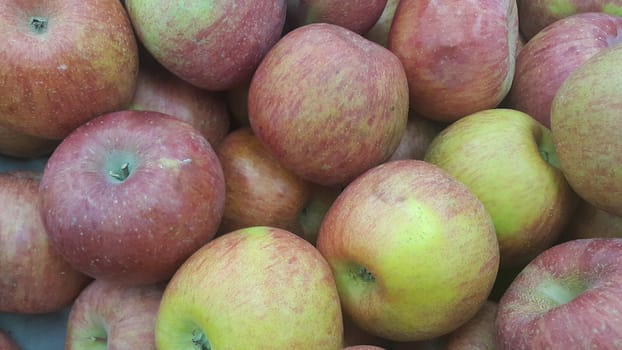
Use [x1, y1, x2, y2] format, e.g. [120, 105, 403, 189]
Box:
[191, 328, 211, 350]
[109, 162, 130, 182]
[29, 17, 48, 34]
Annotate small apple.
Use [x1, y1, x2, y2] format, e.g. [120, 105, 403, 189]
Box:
[286, 0, 388, 34]
[155, 226, 343, 349]
[365, 0, 401, 47]
[387, 111, 445, 162]
[0, 0, 139, 140]
[496, 238, 622, 348]
[443, 300, 499, 349]
[517, 0, 622, 40]
[297, 184, 341, 245]
[509, 12, 622, 128]
[0, 330, 20, 350]
[216, 127, 311, 235]
[129, 58, 230, 150]
[65, 279, 163, 350]
[39, 110, 226, 285]
[249, 23, 409, 187]
[550, 44, 622, 216]
[0, 171, 91, 314]
[389, 0, 519, 122]
[126, 0, 286, 91]
[317, 160, 499, 341]
[424, 108, 579, 268]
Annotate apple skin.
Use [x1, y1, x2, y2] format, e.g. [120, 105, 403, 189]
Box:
[216, 127, 312, 235]
[39, 110, 226, 286]
[443, 300, 498, 349]
[286, 0, 387, 34]
[65, 279, 163, 350]
[389, 0, 519, 123]
[387, 111, 446, 162]
[560, 199, 622, 241]
[496, 238, 622, 348]
[509, 12, 622, 128]
[517, 0, 622, 40]
[425, 108, 579, 268]
[316, 160, 499, 341]
[249, 23, 409, 187]
[365, 0, 401, 47]
[550, 44, 622, 216]
[0, 124, 58, 159]
[155, 226, 343, 349]
[129, 58, 230, 150]
[343, 346, 386, 350]
[0, 0, 138, 140]
[0, 330, 20, 350]
[126, 0, 286, 91]
[0, 171, 91, 314]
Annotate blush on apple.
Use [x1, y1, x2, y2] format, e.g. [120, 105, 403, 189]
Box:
[0, 171, 91, 314]
[39, 110, 226, 286]
[0, 0, 139, 140]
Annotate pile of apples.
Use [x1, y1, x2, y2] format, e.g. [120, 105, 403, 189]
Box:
[1, 0, 622, 349]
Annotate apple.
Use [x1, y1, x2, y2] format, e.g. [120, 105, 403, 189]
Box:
[387, 111, 446, 162]
[0, 0, 139, 140]
[343, 346, 386, 350]
[129, 57, 230, 150]
[0, 124, 58, 159]
[249, 23, 409, 187]
[424, 108, 579, 268]
[297, 184, 341, 245]
[155, 226, 343, 349]
[65, 279, 163, 350]
[561, 199, 622, 241]
[365, 0, 401, 47]
[286, 0, 388, 35]
[225, 79, 252, 128]
[39, 110, 226, 286]
[126, 0, 286, 91]
[316, 160, 499, 341]
[496, 238, 622, 348]
[551, 44, 622, 216]
[0, 171, 91, 314]
[508, 12, 622, 128]
[443, 300, 499, 349]
[517, 0, 622, 40]
[216, 127, 312, 235]
[342, 311, 392, 349]
[0, 330, 20, 350]
[389, 0, 519, 123]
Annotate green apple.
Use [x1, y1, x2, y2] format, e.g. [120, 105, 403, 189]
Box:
[550, 44, 622, 217]
[316, 160, 499, 342]
[424, 108, 579, 268]
[155, 226, 343, 349]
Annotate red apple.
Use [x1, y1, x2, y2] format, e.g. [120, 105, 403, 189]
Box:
[517, 0, 622, 40]
[155, 226, 344, 349]
[65, 279, 163, 350]
[0, 171, 91, 314]
[550, 44, 622, 216]
[130, 58, 230, 150]
[225, 79, 252, 128]
[496, 238, 622, 348]
[39, 110, 226, 286]
[443, 300, 499, 349]
[249, 23, 409, 187]
[286, 0, 388, 34]
[365, 0, 401, 47]
[0, 124, 58, 159]
[216, 127, 311, 235]
[389, 0, 519, 122]
[317, 160, 499, 341]
[560, 199, 622, 241]
[509, 12, 622, 128]
[343, 346, 386, 350]
[126, 0, 286, 91]
[0, 0, 139, 140]
[387, 111, 445, 162]
[0, 330, 20, 350]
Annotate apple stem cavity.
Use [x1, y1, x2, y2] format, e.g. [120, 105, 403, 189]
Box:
[535, 277, 586, 310]
[29, 16, 49, 35]
[108, 162, 131, 182]
[191, 328, 211, 350]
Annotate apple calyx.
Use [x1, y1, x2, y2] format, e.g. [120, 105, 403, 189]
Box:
[534, 276, 587, 311]
[537, 130, 561, 170]
[108, 162, 131, 182]
[351, 265, 375, 283]
[191, 328, 211, 350]
[29, 16, 49, 34]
